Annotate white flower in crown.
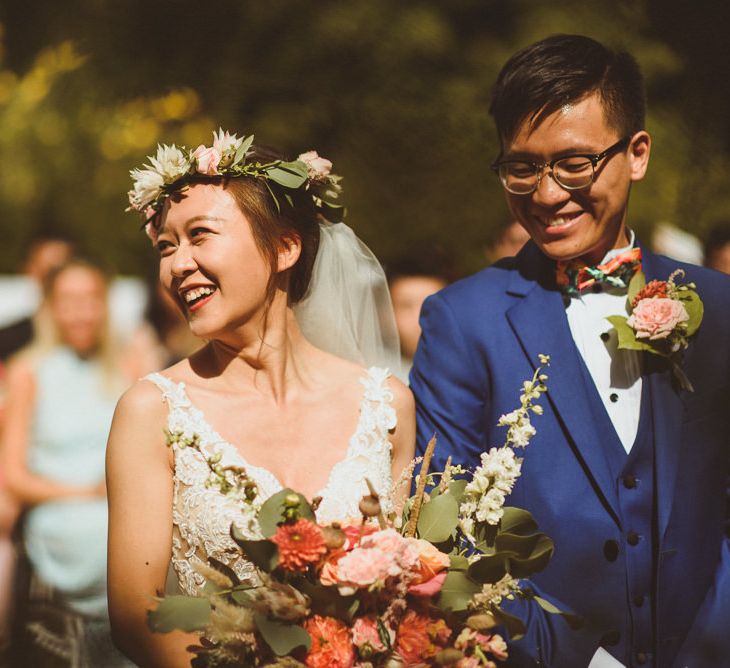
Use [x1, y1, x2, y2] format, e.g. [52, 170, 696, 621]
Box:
[149, 144, 191, 182]
[297, 150, 332, 181]
[213, 128, 244, 168]
[127, 168, 165, 211]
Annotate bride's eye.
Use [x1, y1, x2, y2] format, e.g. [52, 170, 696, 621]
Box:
[190, 227, 211, 241]
[156, 239, 174, 256]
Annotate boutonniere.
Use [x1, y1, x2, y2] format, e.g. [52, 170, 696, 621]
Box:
[606, 269, 704, 391]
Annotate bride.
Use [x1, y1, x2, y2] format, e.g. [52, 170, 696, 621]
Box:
[106, 131, 415, 667]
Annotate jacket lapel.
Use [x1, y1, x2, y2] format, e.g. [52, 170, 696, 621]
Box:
[505, 244, 622, 527]
[641, 250, 685, 540]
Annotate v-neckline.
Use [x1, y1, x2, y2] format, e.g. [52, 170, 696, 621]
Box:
[164, 374, 372, 502]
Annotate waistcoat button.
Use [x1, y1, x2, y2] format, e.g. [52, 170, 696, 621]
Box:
[623, 474, 637, 489]
[603, 540, 619, 561]
[627, 531, 640, 546]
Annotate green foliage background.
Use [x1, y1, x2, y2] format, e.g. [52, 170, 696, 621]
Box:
[0, 0, 728, 277]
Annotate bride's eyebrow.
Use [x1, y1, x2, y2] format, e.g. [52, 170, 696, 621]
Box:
[185, 215, 225, 226]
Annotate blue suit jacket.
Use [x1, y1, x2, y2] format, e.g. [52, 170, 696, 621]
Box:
[411, 241, 730, 667]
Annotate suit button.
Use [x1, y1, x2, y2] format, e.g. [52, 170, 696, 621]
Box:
[603, 539, 619, 561]
[636, 652, 648, 664]
[633, 594, 645, 607]
[623, 474, 637, 489]
[600, 630, 621, 646]
[627, 531, 640, 546]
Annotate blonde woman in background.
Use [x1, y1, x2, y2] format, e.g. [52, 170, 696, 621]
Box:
[3, 258, 134, 667]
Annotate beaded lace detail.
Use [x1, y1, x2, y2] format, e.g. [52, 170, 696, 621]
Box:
[145, 367, 395, 596]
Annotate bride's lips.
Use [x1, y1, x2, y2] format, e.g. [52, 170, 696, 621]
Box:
[179, 284, 218, 313]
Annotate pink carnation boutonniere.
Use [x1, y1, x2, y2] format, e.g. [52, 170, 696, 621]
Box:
[607, 269, 704, 391]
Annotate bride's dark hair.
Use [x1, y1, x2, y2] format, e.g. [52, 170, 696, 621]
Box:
[222, 145, 321, 306]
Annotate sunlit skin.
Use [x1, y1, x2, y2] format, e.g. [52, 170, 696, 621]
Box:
[391, 275, 447, 360]
[107, 182, 416, 667]
[502, 93, 651, 265]
[49, 265, 108, 356]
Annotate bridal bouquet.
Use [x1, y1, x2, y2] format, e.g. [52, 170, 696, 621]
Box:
[150, 355, 574, 667]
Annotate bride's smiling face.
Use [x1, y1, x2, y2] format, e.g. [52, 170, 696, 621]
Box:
[156, 183, 274, 340]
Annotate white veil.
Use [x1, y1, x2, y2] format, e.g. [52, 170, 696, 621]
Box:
[293, 221, 402, 376]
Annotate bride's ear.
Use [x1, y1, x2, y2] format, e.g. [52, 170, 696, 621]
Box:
[276, 231, 302, 273]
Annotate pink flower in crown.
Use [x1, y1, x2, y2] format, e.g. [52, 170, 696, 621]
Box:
[298, 150, 332, 180]
[144, 221, 159, 244]
[626, 297, 689, 341]
[192, 144, 221, 175]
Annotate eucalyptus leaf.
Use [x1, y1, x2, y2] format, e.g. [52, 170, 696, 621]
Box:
[267, 164, 308, 189]
[467, 554, 509, 584]
[506, 535, 554, 577]
[147, 596, 211, 633]
[533, 595, 584, 630]
[258, 488, 315, 537]
[499, 507, 538, 536]
[417, 493, 459, 543]
[448, 479, 468, 505]
[449, 554, 470, 570]
[254, 613, 311, 656]
[627, 270, 646, 305]
[681, 290, 704, 336]
[231, 536, 279, 572]
[606, 315, 655, 352]
[494, 532, 543, 558]
[437, 570, 481, 612]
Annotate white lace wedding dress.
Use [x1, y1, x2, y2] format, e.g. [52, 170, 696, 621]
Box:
[145, 367, 396, 596]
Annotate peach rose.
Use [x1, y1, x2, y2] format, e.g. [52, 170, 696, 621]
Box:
[627, 297, 689, 341]
[192, 144, 221, 175]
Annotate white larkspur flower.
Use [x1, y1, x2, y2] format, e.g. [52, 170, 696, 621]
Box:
[149, 144, 190, 182]
[498, 409, 522, 426]
[128, 168, 165, 210]
[510, 420, 536, 448]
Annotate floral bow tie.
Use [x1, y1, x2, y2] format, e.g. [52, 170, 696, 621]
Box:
[556, 247, 642, 297]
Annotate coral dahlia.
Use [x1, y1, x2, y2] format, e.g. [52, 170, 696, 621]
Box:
[271, 519, 327, 572]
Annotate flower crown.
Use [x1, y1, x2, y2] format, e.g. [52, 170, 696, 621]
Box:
[127, 129, 344, 236]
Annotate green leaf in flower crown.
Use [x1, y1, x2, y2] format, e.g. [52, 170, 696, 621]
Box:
[627, 270, 646, 306]
[417, 492, 459, 543]
[257, 488, 315, 537]
[493, 606, 527, 641]
[266, 163, 308, 189]
[147, 596, 211, 633]
[436, 570, 481, 612]
[254, 613, 311, 656]
[499, 507, 538, 536]
[606, 315, 656, 353]
[233, 135, 254, 165]
[532, 595, 584, 630]
[504, 534, 555, 578]
[680, 289, 704, 336]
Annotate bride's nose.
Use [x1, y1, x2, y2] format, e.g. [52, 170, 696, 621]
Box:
[170, 244, 198, 277]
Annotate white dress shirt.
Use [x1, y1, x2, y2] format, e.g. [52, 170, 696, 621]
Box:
[564, 233, 643, 453]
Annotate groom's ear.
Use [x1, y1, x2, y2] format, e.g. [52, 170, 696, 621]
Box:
[276, 231, 302, 272]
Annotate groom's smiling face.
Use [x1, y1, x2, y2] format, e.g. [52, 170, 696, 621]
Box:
[501, 93, 650, 265]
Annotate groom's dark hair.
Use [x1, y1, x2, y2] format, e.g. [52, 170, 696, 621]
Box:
[489, 34, 646, 145]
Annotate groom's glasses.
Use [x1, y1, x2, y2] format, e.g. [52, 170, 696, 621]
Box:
[491, 136, 632, 195]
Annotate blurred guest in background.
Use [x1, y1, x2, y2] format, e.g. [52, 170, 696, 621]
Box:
[0, 235, 75, 361]
[388, 250, 451, 382]
[121, 268, 200, 377]
[484, 218, 530, 263]
[704, 223, 730, 274]
[2, 258, 133, 667]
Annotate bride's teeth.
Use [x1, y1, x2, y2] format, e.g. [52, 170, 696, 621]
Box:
[184, 287, 213, 303]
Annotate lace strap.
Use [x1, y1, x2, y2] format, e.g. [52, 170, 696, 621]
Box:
[358, 367, 397, 435]
[144, 372, 193, 413]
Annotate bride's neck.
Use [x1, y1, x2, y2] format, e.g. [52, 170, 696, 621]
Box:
[205, 308, 315, 401]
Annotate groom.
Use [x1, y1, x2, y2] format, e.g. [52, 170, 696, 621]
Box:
[411, 35, 730, 667]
